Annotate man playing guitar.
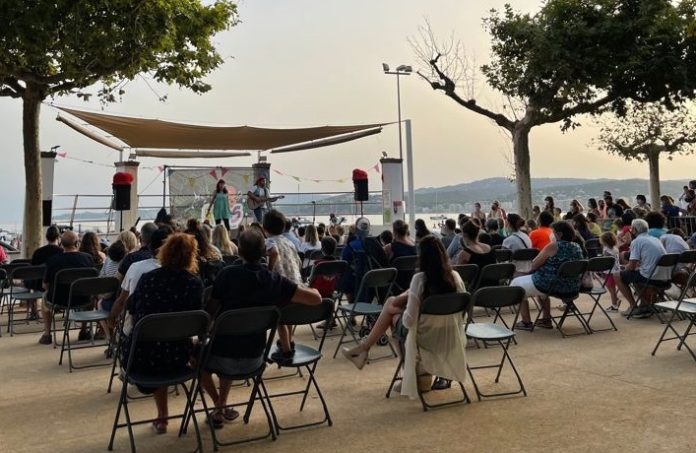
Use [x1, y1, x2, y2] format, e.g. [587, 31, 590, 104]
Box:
[247, 176, 284, 222]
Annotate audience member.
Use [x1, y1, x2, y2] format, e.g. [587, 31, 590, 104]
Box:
[300, 224, 322, 255]
[379, 230, 394, 246]
[440, 219, 457, 250]
[80, 231, 105, 265]
[645, 211, 667, 238]
[212, 224, 238, 257]
[471, 202, 486, 223]
[530, 211, 554, 250]
[485, 219, 504, 246]
[600, 232, 622, 311]
[384, 220, 417, 261]
[456, 221, 495, 267]
[661, 195, 680, 218]
[117, 222, 158, 280]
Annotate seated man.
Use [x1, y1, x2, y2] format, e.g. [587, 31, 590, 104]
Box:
[200, 229, 321, 427]
[25, 225, 63, 320]
[39, 230, 94, 345]
[613, 219, 670, 318]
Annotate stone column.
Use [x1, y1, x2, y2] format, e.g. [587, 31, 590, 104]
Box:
[114, 160, 140, 231]
[380, 157, 405, 225]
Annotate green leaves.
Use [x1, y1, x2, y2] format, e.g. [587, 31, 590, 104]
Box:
[0, 0, 238, 100]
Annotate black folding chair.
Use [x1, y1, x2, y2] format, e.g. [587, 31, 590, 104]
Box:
[672, 250, 696, 294]
[473, 263, 516, 291]
[626, 253, 680, 322]
[267, 299, 335, 432]
[332, 268, 397, 360]
[453, 264, 479, 289]
[584, 238, 602, 258]
[580, 256, 618, 333]
[652, 271, 696, 362]
[494, 248, 512, 263]
[59, 277, 119, 372]
[466, 286, 527, 400]
[391, 255, 418, 293]
[0, 263, 30, 318]
[5, 265, 45, 335]
[538, 260, 590, 337]
[47, 267, 99, 346]
[511, 248, 539, 275]
[108, 310, 210, 453]
[186, 306, 279, 449]
[385, 292, 472, 411]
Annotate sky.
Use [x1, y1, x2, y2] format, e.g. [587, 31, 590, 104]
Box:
[2, 0, 696, 226]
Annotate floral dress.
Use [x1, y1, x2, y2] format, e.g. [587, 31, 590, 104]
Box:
[532, 241, 584, 295]
[122, 267, 203, 378]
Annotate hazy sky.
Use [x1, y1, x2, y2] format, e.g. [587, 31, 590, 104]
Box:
[2, 0, 695, 225]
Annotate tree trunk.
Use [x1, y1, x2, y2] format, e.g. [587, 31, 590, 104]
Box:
[647, 149, 661, 212]
[512, 126, 533, 219]
[22, 87, 43, 256]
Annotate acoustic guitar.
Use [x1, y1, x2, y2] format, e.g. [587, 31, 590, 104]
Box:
[247, 194, 285, 211]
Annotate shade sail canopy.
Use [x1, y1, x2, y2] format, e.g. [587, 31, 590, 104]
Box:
[57, 106, 387, 151]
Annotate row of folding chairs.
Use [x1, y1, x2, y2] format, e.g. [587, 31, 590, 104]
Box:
[109, 300, 335, 453]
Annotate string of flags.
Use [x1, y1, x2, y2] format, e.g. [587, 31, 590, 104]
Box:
[56, 152, 164, 172]
[271, 163, 381, 183]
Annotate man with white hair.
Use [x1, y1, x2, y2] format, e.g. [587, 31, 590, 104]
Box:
[613, 219, 670, 318]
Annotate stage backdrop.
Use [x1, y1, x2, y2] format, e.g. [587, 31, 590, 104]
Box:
[168, 167, 254, 228]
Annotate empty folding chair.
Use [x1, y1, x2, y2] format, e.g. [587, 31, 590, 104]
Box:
[452, 264, 479, 290]
[466, 286, 527, 400]
[539, 260, 590, 337]
[391, 255, 418, 293]
[5, 265, 45, 335]
[652, 272, 696, 362]
[494, 248, 513, 263]
[672, 250, 696, 295]
[59, 277, 120, 372]
[626, 253, 680, 321]
[187, 306, 279, 448]
[108, 310, 210, 453]
[584, 238, 602, 258]
[0, 263, 30, 315]
[385, 292, 472, 411]
[267, 299, 335, 432]
[580, 256, 618, 333]
[46, 267, 99, 346]
[473, 263, 516, 291]
[332, 268, 397, 360]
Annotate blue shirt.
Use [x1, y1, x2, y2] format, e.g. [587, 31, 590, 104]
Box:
[648, 228, 665, 239]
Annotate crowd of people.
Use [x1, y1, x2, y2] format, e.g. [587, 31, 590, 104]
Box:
[5, 184, 696, 434]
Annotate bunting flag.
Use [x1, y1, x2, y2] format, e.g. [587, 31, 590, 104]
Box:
[271, 162, 381, 184]
[209, 169, 218, 180]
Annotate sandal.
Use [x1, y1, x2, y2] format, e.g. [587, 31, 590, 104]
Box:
[151, 419, 168, 434]
[209, 411, 224, 430]
[431, 377, 452, 390]
[222, 408, 240, 421]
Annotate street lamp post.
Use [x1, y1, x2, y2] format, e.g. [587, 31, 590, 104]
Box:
[382, 63, 412, 160]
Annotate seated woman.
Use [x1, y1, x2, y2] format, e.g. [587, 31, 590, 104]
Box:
[502, 214, 533, 275]
[336, 218, 371, 303]
[586, 212, 602, 237]
[121, 233, 204, 434]
[456, 221, 496, 268]
[573, 214, 594, 241]
[511, 222, 584, 330]
[80, 231, 106, 266]
[341, 236, 467, 396]
[414, 219, 431, 244]
[97, 240, 127, 340]
[212, 224, 238, 257]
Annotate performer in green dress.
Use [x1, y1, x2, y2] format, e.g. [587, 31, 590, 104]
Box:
[207, 179, 231, 230]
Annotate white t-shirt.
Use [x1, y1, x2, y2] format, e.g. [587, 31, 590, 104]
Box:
[121, 258, 160, 294]
[629, 234, 669, 280]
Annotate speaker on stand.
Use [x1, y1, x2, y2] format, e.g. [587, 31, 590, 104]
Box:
[113, 172, 134, 232]
[352, 169, 369, 217]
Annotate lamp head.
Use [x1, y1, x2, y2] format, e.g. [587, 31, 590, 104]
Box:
[396, 65, 412, 73]
[382, 63, 390, 72]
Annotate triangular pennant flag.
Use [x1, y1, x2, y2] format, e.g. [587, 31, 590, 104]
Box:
[157, 166, 164, 173]
[337, 178, 346, 183]
[209, 169, 218, 179]
[312, 179, 320, 183]
[242, 175, 250, 184]
[220, 167, 228, 177]
[57, 152, 67, 158]
[373, 163, 381, 173]
[273, 169, 283, 175]
[292, 176, 301, 182]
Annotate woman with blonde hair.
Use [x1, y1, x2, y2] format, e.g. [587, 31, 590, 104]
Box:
[212, 224, 238, 257]
[120, 233, 203, 434]
[118, 230, 138, 254]
[300, 224, 321, 254]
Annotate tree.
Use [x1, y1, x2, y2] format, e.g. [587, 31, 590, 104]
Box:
[0, 0, 238, 255]
[412, 0, 696, 218]
[596, 101, 696, 209]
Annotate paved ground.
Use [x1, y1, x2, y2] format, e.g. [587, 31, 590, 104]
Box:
[1, 298, 696, 453]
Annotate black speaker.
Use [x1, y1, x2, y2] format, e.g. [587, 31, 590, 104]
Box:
[354, 179, 369, 202]
[113, 184, 131, 211]
[42, 200, 52, 227]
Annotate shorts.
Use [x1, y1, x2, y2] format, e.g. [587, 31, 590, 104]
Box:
[510, 275, 546, 298]
[619, 270, 670, 288]
[100, 297, 115, 312]
[605, 274, 616, 288]
[205, 355, 264, 378]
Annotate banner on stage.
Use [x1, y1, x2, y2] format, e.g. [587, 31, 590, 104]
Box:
[168, 167, 254, 222]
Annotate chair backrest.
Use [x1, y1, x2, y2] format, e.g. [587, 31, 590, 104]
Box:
[0, 268, 6, 282]
[51, 267, 99, 305]
[68, 277, 120, 309]
[391, 255, 418, 271]
[131, 310, 210, 344]
[279, 299, 334, 326]
[678, 249, 696, 265]
[10, 258, 32, 265]
[334, 245, 344, 258]
[212, 306, 279, 337]
[222, 255, 239, 266]
[476, 263, 516, 289]
[494, 248, 512, 263]
[308, 260, 349, 282]
[356, 267, 397, 304]
[584, 238, 602, 258]
[453, 264, 479, 288]
[586, 256, 615, 273]
[10, 264, 46, 282]
[202, 285, 214, 307]
[420, 292, 472, 316]
[363, 236, 390, 269]
[472, 285, 526, 309]
[556, 260, 588, 278]
[656, 253, 681, 267]
[309, 249, 324, 261]
[511, 248, 539, 262]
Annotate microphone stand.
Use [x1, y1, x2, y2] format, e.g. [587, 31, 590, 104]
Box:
[311, 201, 316, 224]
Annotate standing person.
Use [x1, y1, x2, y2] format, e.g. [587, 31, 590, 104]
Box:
[38, 231, 94, 345]
[660, 195, 681, 219]
[634, 194, 651, 211]
[587, 198, 601, 218]
[678, 185, 690, 210]
[120, 233, 203, 434]
[471, 203, 487, 223]
[600, 232, 622, 311]
[564, 200, 584, 220]
[207, 179, 231, 230]
[247, 176, 281, 222]
[488, 201, 507, 221]
[543, 196, 555, 213]
[80, 231, 105, 265]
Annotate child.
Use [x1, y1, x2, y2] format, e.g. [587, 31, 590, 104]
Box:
[600, 232, 622, 311]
